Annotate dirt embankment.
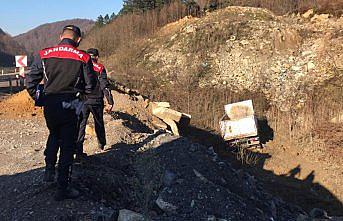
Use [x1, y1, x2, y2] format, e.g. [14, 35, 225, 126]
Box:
[0, 90, 43, 119]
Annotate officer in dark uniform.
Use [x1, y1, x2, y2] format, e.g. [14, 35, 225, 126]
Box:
[26, 25, 97, 201]
[76, 48, 114, 158]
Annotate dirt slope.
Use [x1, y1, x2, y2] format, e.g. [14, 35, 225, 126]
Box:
[0, 90, 43, 119]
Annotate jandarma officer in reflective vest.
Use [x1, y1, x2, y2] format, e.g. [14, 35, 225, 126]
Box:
[26, 25, 97, 201]
[76, 48, 114, 159]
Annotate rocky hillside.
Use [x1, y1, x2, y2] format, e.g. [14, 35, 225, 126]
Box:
[102, 6, 343, 151]
[14, 19, 94, 55]
[133, 6, 342, 111]
[0, 28, 27, 67]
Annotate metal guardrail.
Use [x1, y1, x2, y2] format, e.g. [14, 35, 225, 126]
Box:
[0, 71, 27, 94]
[0, 68, 16, 75]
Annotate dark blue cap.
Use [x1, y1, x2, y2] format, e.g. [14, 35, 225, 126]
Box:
[62, 25, 82, 37]
[87, 48, 99, 57]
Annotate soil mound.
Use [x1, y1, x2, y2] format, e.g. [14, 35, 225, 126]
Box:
[0, 90, 43, 119]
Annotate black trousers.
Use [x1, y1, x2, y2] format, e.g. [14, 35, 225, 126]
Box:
[76, 103, 106, 153]
[43, 95, 78, 190]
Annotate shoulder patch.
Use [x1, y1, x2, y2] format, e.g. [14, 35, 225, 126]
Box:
[39, 45, 90, 63]
[92, 62, 105, 74]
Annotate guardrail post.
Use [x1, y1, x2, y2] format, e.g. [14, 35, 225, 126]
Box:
[9, 77, 13, 94]
[20, 76, 25, 89]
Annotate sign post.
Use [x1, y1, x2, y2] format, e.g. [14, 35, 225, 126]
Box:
[19, 67, 25, 76]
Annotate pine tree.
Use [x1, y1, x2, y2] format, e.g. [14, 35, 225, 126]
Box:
[121, 0, 138, 13]
[121, 0, 171, 13]
[110, 12, 117, 21]
[95, 15, 105, 27]
[104, 14, 110, 24]
[155, 0, 168, 8]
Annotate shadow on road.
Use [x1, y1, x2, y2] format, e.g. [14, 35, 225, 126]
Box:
[110, 111, 153, 134]
[183, 117, 343, 216]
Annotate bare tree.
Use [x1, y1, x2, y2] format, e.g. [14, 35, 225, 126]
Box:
[196, 0, 209, 11]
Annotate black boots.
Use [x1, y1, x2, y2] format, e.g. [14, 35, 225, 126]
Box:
[98, 143, 105, 150]
[44, 164, 80, 201]
[74, 152, 88, 163]
[54, 187, 80, 201]
[53, 164, 80, 201]
[43, 166, 55, 182]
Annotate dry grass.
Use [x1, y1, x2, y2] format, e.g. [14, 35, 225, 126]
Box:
[82, 0, 342, 61]
[81, 1, 187, 57]
[116, 68, 343, 155]
[236, 146, 260, 165]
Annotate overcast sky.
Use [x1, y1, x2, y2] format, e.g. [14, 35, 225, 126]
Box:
[0, 0, 123, 36]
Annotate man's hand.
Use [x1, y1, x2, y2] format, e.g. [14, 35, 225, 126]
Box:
[105, 104, 114, 113]
[108, 104, 114, 112]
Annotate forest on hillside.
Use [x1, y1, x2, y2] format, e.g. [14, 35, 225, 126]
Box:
[0, 28, 26, 67]
[86, 0, 343, 57]
[14, 19, 94, 55]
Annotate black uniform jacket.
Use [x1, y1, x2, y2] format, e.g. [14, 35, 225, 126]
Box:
[26, 38, 97, 99]
[85, 61, 114, 105]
